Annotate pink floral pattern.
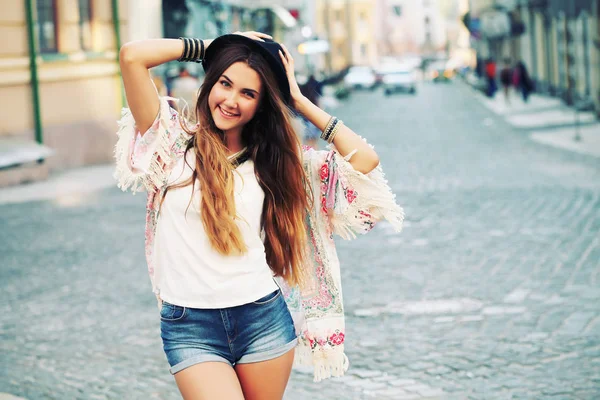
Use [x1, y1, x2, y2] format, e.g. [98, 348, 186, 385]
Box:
[301, 329, 345, 350]
[318, 151, 376, 234]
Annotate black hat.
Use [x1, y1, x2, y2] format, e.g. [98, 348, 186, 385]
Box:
[203, 34, 291, 104]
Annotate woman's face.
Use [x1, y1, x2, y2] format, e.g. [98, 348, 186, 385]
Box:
[208, 61, 262, 134]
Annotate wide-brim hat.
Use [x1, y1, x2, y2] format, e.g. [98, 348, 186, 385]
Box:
[203, 34, 291, 104]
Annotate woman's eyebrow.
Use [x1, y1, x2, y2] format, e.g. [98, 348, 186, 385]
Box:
[221, 74, 260, 95]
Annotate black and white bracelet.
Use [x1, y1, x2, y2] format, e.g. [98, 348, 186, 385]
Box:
[178, 37, 205, 63]
[321, 117, 343, 143]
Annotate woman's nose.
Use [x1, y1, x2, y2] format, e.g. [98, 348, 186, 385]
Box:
[223, 91, 238, 107]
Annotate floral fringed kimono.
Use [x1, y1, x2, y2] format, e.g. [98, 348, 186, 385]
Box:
[114, 97, 404, 382]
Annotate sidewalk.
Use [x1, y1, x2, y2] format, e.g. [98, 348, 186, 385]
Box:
[0, 394, 27, 400]
[470, 85, 600, 158]
[0, 164, 115, 205]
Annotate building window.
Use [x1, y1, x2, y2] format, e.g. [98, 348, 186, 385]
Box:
[37, 0, 58, 53]
[425, 16, 430, 25]
[79, 0, 93, 50]
[392, 5, 402, 16]
[334, 9, 342, 22]
[361, 43, 367, 58]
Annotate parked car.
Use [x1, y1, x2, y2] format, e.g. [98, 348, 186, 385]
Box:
[382, 68, 417, 95]
[343, 66, 377, 89]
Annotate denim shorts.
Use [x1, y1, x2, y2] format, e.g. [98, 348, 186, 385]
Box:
[160, 289, 297, 374]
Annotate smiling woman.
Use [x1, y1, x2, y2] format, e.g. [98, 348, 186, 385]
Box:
[114, 32, 404, 400]
[208, 63, 262, 150]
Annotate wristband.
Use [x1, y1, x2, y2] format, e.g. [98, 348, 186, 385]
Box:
[178, 37, 204, 63]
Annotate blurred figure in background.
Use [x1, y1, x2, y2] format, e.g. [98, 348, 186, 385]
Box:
[485, 58, 497, 98]
[299, 74, 323, 149]
[151, 72, 168, 97]
[170, 67, 199, 112]
[513, 61, 533, 103]
[500, 59, 513, 104]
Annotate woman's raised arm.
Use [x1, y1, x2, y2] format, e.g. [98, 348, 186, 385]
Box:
[119, 38, 212, 134]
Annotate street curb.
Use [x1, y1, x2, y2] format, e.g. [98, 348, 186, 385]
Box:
[508, 120, 599, 132]
[0, 394, 28, 400]
[0, 164, 115, 206]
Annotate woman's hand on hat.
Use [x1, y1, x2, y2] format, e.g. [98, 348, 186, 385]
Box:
[232, 31, 272, 42]
[278, 44, 303, 108]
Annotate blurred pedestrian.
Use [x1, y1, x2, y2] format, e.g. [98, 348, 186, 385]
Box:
[115, 32, 404, 398]
[513, 61, 533, 103]
[500, 58, 513, 104]
[485, 58, 497, 97]
[300, 74, 323, 149]
[150, 71, 167, 97]
[170, 67, 199, 112]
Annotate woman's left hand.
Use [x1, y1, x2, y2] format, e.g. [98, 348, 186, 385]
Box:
[278, 44, 304, 109]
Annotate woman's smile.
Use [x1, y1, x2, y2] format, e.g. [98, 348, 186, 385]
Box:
[218, 106, 240, 119]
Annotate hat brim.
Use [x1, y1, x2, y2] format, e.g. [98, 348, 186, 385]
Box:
[203, 34, 291, 104]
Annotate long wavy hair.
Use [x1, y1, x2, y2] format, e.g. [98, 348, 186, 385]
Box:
[164, 44, 312, 287]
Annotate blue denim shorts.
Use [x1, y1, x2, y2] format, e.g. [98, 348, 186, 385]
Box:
[160, 289, 297, 374]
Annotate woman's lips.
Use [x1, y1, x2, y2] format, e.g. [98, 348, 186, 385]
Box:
[218, 106, 239, 119]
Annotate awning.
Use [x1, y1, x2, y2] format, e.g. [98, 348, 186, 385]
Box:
[269, 5, 297, 28]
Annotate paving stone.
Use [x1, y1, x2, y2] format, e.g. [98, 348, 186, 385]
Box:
[417, 387, 445, 397]
[350, 369, 383, 379]
[425, 365, 453, 376]
[403, 383, 435, 393]
[389, 378, 417, 387]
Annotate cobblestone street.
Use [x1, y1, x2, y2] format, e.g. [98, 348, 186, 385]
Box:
[1, 82, 599, 399]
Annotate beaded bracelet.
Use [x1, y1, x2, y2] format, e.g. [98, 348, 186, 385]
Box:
[321, 117, 338, 142]
[327, 120, 343, 143]
[178, 37, 205, 63]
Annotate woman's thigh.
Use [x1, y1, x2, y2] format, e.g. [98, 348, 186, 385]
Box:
[174, 362, 244, 400]
[234, 348, 295, 400]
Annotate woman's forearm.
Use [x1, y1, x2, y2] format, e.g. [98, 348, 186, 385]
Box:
[296, 97, 380, 174]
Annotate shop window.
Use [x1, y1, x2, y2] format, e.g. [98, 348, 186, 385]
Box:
[79, 0, 93, 50]
[37, 0, 58, 53]
[393, 6, 402, 16]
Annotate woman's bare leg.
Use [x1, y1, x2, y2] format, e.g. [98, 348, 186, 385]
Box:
[174, 362, 245, 400]
[235, 348, 295, 400]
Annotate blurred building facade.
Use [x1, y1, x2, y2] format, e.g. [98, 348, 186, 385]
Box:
[375, 0, 455, 57]
[0, 0, 307, 180]
[466, 0, 600, 114]
[314, 0, 377, 72]
[162, 0, 306, 77]
[0, 0, 128, 174]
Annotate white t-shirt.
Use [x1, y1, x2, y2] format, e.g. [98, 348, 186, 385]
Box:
[154, 151, 279, 309]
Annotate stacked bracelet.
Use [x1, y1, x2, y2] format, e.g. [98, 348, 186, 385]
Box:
[178, 37, 205, 63]
[328, 119, 343, 143]
[321, 116, 343, 143]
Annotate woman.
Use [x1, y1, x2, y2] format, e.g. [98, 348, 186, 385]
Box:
[514, 61, 533, 102]
[115, 31, 403, 399]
